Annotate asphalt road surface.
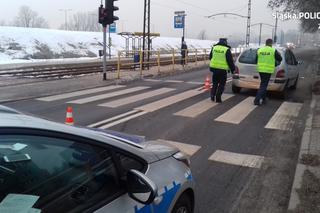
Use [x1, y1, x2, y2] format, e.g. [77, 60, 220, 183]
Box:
[3, 47, 319, 213]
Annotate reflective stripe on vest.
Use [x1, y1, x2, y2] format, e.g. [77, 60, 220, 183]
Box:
[210, 45, 229, 70]
[257, 46, 276, 73]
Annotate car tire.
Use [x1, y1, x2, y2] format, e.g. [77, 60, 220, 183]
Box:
[172, 193, 193, 213]
[232, 85, 241, 94]
[278, 80, 289, 99]
[290, 74, 299, 90]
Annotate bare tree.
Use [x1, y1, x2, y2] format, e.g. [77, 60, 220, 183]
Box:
[13, 6, 49, 28]
[198, 30, 207, 40]
[61, 11, 101, 32]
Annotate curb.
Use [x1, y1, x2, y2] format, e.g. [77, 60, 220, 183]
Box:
[287, 96, 315, 210]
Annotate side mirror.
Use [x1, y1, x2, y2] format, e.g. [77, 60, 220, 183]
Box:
[127, 170, 158, 205]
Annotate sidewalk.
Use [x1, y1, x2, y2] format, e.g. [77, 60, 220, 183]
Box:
[0, 61, 208, 103]
[288, 80, 320, 212]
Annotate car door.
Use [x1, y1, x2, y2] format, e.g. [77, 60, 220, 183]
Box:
[0, 128, 147, 213]
[289, 50, 299, 78]
[284, 50, 296, 84]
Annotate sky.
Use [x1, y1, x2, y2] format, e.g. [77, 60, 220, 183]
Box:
[0, 0, 299, 41]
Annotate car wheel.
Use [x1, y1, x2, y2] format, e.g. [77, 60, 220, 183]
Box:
[172, 193, 193, 213]
[232, 85, 241, 94]
[290, 74, 299, 90]
[278, 80, 289, 99]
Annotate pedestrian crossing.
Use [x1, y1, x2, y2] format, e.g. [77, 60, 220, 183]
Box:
[36, 85, 303, 131]
[215, 97, 257, 124]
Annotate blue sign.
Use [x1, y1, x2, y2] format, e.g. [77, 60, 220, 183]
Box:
[174, 16, 184, 29]
[109, 23, 116, 33]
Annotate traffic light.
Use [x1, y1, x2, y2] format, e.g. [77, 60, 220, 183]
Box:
[98, 5, 107, 25]
[106, 0, 119, 25]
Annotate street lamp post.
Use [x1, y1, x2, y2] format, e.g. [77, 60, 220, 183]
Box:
[206, 0, 252, 47]
[206, 12, 250, 46]
[251, 23, 275, 46]
[59, 9, 72, 30]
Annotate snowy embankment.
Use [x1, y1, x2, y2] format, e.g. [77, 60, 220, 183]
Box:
[0, 26, 215, 65]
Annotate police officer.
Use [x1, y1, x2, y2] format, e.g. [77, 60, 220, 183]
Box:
[209, 38, 235, 103]
[254, 38, 282, 105]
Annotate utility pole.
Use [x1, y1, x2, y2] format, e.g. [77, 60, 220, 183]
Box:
[142, 0, 151, 70]
[245, 0, 252, 47]
[274, 12, 279, 44]
[59, 9, 72, 30]
[251, 23, 275, 46]
[258, 23, 262, 46]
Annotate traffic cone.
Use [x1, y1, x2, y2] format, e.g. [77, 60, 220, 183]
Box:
[65, 106, 74, 125]
[204, 75, 211, 91]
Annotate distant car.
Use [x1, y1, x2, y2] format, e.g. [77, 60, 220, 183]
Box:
[232, 47, 301, 97]
[0, 105, 195, 213]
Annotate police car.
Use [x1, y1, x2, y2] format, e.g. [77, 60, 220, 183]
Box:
[0, 105, 195, 213]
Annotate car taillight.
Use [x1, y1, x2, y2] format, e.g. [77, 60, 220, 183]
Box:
[276, 69, 285, 78]
[173, 152, 191, 167]
[234, 66, 240, 74]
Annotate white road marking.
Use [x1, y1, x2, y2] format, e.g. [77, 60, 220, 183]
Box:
[99, 88, 175, 108]
[143, 79, 163, 82]
[186, 81, 203, 85]
[215, 97, 257, 124]
[36, 85, 125, 102]
[99, 111, 148, 129]
[174, 94, 234, 118]
[156, 139, 201, 156]
[90, 88, 203, 129]
[87, 110, 140, 128]
[209, 150, 265, 169]
[164, 80, 184, 83]
[265, 102, 303, 131]
[135, 89, 203, 112]
[68, 86, 149, 104]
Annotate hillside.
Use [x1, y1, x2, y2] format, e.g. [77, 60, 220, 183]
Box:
[0, 27, 215, 64]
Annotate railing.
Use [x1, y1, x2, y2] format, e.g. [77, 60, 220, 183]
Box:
[116, 48, 212, 79]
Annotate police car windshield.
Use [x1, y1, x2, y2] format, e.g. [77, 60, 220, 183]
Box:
[239, 48, 258, 64]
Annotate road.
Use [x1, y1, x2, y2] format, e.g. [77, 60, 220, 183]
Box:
[2, 47, 318, 213]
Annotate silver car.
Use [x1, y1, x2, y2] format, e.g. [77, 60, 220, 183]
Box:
[0, 105, 195, 213]
[232, 47, 301, 97]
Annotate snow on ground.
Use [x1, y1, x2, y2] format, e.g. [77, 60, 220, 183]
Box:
[0, 26, 216, 65]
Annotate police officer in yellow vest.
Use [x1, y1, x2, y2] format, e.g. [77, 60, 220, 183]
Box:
[209, 38, 235, 103]
[254, 38, 282, 105]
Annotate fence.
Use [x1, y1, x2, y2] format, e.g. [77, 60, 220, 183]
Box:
[114, 47, 245, 79]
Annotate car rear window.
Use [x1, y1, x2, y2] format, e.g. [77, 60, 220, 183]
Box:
[238, 49, 258, 64]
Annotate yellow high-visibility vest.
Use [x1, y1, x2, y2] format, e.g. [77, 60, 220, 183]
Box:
[257, 46, 276, 73]
[210, 45, 229, 70]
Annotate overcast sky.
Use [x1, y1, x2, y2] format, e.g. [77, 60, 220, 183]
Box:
[1, 0, 299, 41]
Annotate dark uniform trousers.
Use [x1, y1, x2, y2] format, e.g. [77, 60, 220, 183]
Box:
[254, 72, 271, 104]
[211, 69, 227, 101]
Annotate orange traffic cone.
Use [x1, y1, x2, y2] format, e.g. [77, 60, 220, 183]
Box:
[204, 75, 211, 91]
[65, 106, 74, 125]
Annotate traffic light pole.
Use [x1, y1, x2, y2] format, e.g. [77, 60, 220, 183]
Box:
[103, 25, 107, 81]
